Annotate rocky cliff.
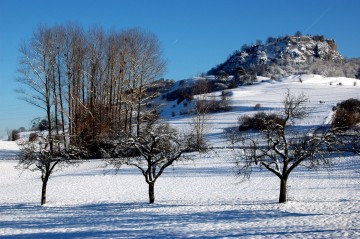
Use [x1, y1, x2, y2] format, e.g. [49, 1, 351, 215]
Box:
[208, 35, 343, 76]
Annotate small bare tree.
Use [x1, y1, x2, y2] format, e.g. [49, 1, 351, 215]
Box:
[17, 135, 85, 205]
[231, 90, 333, 203]
[191, 80, 212, 150]
[192, 99, 211, 150]
[107, 122, 197, 204]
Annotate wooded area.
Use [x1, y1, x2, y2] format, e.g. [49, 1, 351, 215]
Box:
[17, 24, 166, 148]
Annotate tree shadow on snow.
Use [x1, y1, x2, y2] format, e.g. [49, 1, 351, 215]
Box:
[0, 149, 19, 160]
[0, 202, 323, 239]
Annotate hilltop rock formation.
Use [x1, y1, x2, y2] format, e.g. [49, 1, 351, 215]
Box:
[208, 35, 344, 77]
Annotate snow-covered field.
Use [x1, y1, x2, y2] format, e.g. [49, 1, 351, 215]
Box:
[1, 75, 359, 238]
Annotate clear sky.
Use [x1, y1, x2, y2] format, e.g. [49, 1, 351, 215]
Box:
[0, 0, 359, 137]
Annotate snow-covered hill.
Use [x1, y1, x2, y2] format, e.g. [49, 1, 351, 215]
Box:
[208, 35, 343, 76]
[0, 75, 359, 238]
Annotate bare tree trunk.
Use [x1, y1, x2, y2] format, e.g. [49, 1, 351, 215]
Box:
[57, 50, 67, 147]
[52, 72, 59, 136]
[148, 182, 155, 204]
[279, 177, 288, 203]
[136, 89, 142, 136]
[41, 175, 49, 205]
[44, 60, 53, 152]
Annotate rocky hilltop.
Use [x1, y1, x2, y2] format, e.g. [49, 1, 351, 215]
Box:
[208, 35, 344, 76]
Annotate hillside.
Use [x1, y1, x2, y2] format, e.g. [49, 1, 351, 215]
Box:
[162, 74, 359, 138]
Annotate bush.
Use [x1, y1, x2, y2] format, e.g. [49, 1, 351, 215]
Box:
[207, 99, 231, 113]
[9, 129, 20, 141]
[29, 133, 38, 142]
[38, 119, 49, 131]
[239, 112, 284, 131]
[338, 98, 360, 112]
[228, 80, 238, 89]
[332, 98, 360, 130]
[254, 103, 261, 110]
[213, 82, 228, 91]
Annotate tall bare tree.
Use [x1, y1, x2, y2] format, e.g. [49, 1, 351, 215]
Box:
[63, 23, 88, 144]
[16, 25, 86, 205]
[17, 25, 56, 148]
[191, 80, 212, 149]
[121, 28, 167, 136]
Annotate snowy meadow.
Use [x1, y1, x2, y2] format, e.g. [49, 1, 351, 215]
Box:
[0, 75, 359, 238]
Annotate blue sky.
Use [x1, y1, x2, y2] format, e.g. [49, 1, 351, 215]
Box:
[0, 0, 359, 137]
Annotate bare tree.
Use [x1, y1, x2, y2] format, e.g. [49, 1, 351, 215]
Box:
[192, 100, 210, 149]
[17, 25, 55, 144]
[16, 25, 87, 205]
[107, 122, 195, 204]
[231, 90, 333, 203]
[17, 135, 85, 205]
[191, 80, 212, 150]
[62, 23, 88, 144]
[120, 28, 167, 136]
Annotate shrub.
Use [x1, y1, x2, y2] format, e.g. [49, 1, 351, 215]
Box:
[338, 98, 360, 112]
[207, 99, 231, 113]
[38, 119, 49, 131]
[254, 103, 261, 110]
[213, 82, 228, 91]
[29, 133, 38, 142]
[332, 98, 360, 130]
[239, 112, 285, 131]
[228, 80, 238, 89]
[9, 129, 20, 141]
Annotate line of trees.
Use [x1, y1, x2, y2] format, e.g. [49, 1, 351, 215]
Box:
[17, 24, 166, 148]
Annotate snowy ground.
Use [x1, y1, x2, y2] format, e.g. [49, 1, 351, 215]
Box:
[0, 75, 359, 238]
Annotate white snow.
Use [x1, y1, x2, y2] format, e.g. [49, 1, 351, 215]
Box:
[0, 75, 359, 238]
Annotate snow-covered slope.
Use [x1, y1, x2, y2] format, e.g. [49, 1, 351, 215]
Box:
[163, 74, 359, 142]
[0, 75, 359, 238]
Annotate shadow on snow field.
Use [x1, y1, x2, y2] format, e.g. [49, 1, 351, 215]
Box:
[0, 202, 317, 239]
